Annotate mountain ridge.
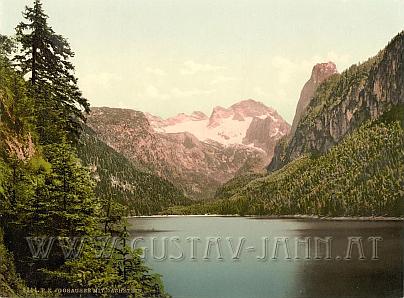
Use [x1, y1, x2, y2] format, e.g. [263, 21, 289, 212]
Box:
[86, 105, 268, 199]
[146, 99, 290, 158]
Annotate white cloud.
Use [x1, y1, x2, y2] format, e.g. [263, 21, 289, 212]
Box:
[141, 84, 215, 100]
[143, 84, 171, 100]
[171, 87, 215, 98]
[180, 60, 225, 75]
[80, 72, 123, 92]
[145, 67, 166, 76]
[210, 75, 239, 85]
[253, 86, 267, 98]
[271, 56, 299, 85]
[323, 51, 352, 69]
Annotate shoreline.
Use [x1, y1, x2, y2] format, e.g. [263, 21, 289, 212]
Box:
[128, 214, 404, 221]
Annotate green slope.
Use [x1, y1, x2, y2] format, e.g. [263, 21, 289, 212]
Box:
[78, 126, 191, 215]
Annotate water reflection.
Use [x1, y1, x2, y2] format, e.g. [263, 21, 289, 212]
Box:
[292, 221, 403, 298]
[127, 216, 403, 298]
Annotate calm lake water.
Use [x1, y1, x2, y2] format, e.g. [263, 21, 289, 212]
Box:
[127, 216, 403, 298]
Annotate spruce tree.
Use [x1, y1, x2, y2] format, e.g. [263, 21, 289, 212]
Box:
[15, 0, 89, 144]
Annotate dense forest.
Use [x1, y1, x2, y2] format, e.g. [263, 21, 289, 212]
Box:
[0, 1, 169, 296]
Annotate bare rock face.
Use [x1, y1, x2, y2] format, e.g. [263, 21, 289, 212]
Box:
[268, 62, 338, 171]
[207, 106, 235, 128]
[290, 62, 338, 136]
[242, 112, 290, 162]
[0, 97, 35, 160]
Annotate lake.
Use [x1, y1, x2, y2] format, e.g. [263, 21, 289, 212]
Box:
[127, 216, 403, 298]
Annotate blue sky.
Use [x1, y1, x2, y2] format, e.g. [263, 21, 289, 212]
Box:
[1, 0, 403, 122]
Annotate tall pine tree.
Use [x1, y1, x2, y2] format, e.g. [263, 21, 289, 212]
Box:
[15, 0, 89, 144]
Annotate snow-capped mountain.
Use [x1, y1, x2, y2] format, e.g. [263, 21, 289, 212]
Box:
[147, 99, 290, 154]
[87, 106, 266, 200]
[86, 100, 289, 200]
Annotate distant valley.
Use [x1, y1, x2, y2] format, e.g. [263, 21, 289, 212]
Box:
[85, 99, 289, 199]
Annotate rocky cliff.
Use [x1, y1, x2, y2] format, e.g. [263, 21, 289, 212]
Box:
[269, 31, 404, 171]
[242, 114, 290, 159]
[290, 62, 338, 135]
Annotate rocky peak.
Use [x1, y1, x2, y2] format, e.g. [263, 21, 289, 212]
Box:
[231, 99, 272, 112]
[208, 106, 234, 128]
[91, 107, 149, 125]
[208, 99, 277, 127]
[170, 111, 208, 122]
[88, 107, 154, 144]
[148, 111, 209, 128]
[290, 61, 339, 135]
[243, 115, 290, 161]
[311, 62, 338, 84]
[143, 99, 290, 159]
[268, 31, 404, 172]
[190, 111, 208, 120]
[168, 113, 190, 125]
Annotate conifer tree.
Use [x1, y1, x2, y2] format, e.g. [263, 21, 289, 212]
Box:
[15, 0, 89, 144]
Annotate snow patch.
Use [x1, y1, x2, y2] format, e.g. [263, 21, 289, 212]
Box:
[163, 116, 254, 145]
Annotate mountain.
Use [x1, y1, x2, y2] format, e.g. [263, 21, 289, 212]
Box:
[268, 62, 338, 172]
[242, 115, 290, 159]
[290, 62, 338, 135]
[86, 106, 267, 199]
[210, 63, 337, 205]
[269, 31, 404, 171]
[148, 99, 290, 160]
[77, 126, 190, 215]
[176, 31, 404, 217]
[146, 111, 208, 127]
[202, 115, 404, 217]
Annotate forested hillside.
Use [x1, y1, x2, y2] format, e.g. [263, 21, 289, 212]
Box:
[0, 1, 170, 296]
[174, 107, 404, 216]
[78, 126, 190, 215]
[174, 31, 404, 217]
